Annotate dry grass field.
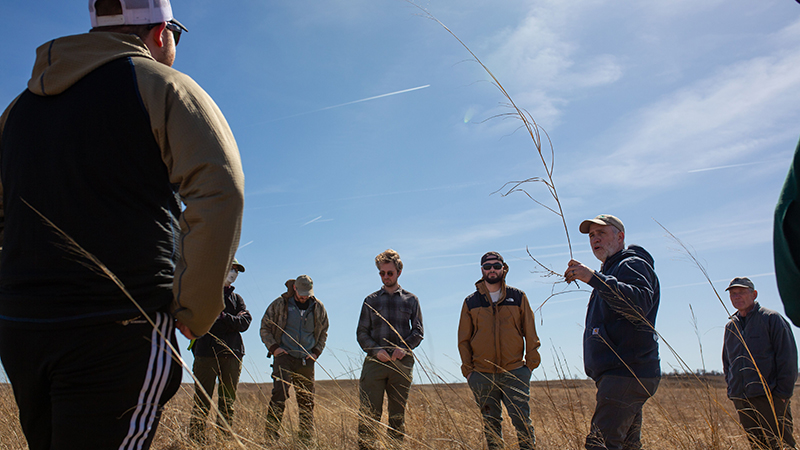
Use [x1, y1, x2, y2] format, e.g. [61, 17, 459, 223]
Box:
[0, 374, 791, 450]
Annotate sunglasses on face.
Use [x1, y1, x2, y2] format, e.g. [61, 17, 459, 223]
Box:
[165, 21, 182, 46]
[482, 262, 503, 270]
[379, 271, 395, 277]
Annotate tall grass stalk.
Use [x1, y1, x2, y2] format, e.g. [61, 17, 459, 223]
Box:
[391, 12, 772, 447]
[406, 2, 573, 266]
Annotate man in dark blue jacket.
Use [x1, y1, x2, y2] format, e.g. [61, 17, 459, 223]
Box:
[565, 214, 660, 450]
[723, 276, 797, 450]
[189, 258, 252, 443]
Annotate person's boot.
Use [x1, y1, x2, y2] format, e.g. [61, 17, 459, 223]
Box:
[188, 418, 206, 445]
[265, 417, 280, 442]
[265, 402, 284, 442]
[298, 427, 314, 447]
[215, 420, 233, 440]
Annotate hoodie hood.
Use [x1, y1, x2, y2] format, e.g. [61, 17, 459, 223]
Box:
[28, 33, 153, 97]
[603, 244, 655, 272]
[624, 244, 655, 267]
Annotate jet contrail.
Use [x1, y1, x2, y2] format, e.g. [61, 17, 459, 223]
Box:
[257, 85, 431, 124]
[302, 216, 323, 227]
[688, 161, 765, 173]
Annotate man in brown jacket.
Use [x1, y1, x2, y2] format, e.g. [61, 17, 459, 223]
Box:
[458, 251, 540, 450]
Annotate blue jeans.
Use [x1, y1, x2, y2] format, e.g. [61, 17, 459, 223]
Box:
[468, 366, 535, 450]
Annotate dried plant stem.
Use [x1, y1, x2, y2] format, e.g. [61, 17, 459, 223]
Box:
[407, 1, 573, 262]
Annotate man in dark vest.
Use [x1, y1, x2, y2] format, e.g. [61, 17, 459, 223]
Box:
[261, 275, 329, 444]
[0, 0, 244, 448]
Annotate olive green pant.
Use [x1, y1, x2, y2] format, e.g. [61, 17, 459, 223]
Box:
[265, 353, 316, 442]
[357, 355, 414, 450]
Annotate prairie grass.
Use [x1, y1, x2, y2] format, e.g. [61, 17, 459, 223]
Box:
[0, 373, 786, 449]
[7, 7, 789, 449]
[12, 201, 785, 450]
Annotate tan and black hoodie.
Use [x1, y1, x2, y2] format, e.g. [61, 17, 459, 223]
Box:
[457, 264, 541, 378]
[0, 32, 244, 335]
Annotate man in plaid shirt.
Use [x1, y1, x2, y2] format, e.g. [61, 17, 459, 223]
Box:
[356, 249, 424, 450]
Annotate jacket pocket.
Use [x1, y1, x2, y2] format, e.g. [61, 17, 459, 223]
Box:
[584, 323, 623, 376]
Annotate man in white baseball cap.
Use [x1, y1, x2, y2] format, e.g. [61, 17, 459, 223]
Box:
[0, 0, 244, 448]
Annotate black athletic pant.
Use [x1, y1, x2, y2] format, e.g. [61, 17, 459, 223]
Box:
[0, 312, 182, 450]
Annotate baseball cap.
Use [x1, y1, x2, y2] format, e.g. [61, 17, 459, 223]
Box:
[232, 258, 245, 273]
[726, 277, 755, 291]
[295, 275, 314, 297]
[579, 214, 625, 234]
[89, 0, 186, 31]
[481, 251, 504, 264]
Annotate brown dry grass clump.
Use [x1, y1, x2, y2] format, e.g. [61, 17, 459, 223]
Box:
[0, 374, 788, 449]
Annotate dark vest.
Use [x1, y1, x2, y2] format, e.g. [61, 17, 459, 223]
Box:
[0, 57, 180, 326]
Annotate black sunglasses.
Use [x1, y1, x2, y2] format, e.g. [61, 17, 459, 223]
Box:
[165, 21, 183, 46]
[149, 21, 185, 46]
[482, 262, 503, 270]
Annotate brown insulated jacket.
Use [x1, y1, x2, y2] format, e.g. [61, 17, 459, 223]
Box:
[458, 267, 541, 378]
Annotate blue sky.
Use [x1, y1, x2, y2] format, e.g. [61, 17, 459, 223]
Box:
[2, 0, 800, 384]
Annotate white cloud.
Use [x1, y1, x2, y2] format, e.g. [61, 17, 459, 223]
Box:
[478, 0, 623, 127]
[773, 16, 800, 42]
[567, 40, 800, 189]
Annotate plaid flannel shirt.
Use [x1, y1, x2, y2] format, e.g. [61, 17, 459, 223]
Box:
[356, 286, 423, 356]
